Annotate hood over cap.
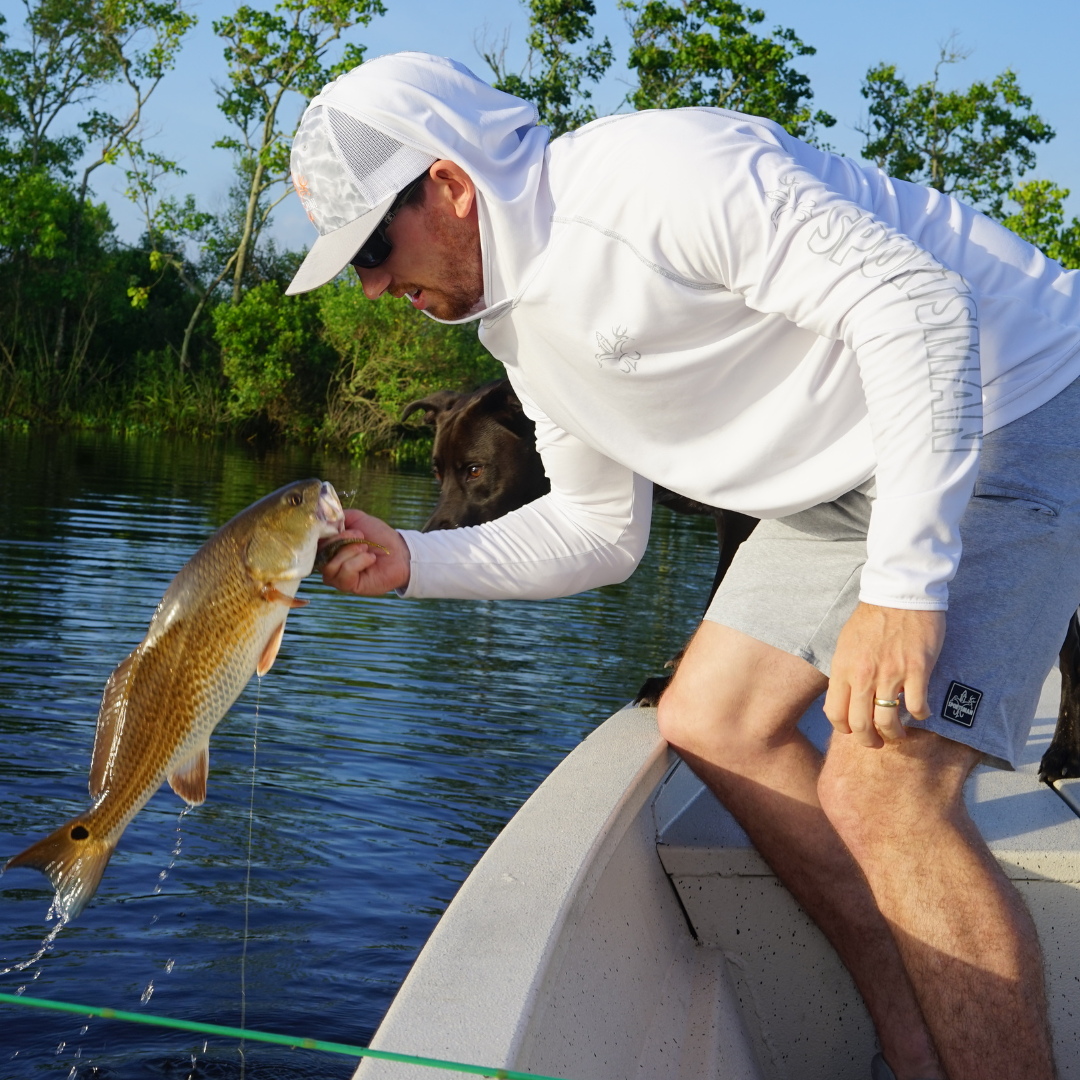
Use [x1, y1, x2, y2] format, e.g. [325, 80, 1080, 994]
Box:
[286, 52, 552, 319]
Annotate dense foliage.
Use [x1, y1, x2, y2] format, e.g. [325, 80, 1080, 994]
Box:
[0, 3, 1076, 453]
[859, 40, 1054, 219]
[621, 0, 835, 142]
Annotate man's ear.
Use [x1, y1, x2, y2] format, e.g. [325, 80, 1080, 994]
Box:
[428, 159, 477, 221]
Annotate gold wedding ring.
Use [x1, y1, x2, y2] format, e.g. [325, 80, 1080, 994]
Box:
[874, 697, 900, 708]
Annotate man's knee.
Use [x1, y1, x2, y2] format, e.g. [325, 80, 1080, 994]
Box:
[656, 620, 825, 764]
[818, 728, 979, 859]
[655, 658, 740, 757]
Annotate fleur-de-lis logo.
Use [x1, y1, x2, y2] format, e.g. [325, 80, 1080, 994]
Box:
[595, 327, 641, 373]
[764, 176, 816, 231]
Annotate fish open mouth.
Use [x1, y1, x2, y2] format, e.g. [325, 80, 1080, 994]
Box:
[317, 482, 346, 534]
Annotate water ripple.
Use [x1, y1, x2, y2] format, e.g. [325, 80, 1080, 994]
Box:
[0, 431, 718, 1076]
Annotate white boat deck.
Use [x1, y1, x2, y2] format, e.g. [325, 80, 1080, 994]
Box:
[355, 672, 1080, 1080]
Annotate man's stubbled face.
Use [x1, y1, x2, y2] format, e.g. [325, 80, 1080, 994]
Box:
[355, 169, 485, 321]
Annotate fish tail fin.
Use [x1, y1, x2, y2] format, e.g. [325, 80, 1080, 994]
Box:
[5, 817, 116, 922]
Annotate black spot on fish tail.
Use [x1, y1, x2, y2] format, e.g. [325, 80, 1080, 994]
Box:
[6, 819, 116, 921]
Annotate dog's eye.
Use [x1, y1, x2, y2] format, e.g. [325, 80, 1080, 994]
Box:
[465, 465, 484, 481]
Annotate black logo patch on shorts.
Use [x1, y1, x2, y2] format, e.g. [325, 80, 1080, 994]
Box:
[942, 682, 983, 727]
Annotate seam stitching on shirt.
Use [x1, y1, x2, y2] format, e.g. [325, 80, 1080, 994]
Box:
[552, 214, 726, 292]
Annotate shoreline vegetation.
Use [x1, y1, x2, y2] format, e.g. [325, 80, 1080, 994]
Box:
[2, 1, 1078, 459]
[0, 271, 502, 461]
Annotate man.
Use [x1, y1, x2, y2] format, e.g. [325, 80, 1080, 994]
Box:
[286, 51, 1080, 1079]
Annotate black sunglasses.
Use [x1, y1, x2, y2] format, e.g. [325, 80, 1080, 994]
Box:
[350, 172, 429, 271]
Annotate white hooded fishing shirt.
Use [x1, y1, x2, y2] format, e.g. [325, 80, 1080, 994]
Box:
[314, 54, 1080, 610]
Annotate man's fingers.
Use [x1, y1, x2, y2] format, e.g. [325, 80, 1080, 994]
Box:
[846, 689, 884, 748]
[873, 688, 907, 741]
[322, 543, 378, 591]
[901, 674, 932, 721]
[824, 682, 853, 734]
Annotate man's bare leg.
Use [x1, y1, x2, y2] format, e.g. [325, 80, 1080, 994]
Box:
[657, 621, 942, 1080]
[819, 729, 1055, 1080]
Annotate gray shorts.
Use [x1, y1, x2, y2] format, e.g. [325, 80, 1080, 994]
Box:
[705, 375, 1080, 769]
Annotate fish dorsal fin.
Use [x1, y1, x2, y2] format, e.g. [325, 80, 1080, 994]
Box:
[257, 620, 286, 677]
[89, 649, 139, 800]
[167, 744, 209, 806]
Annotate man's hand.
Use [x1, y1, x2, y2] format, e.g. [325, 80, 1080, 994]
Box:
[824, 603, 946, 748]
[318, 509, 411, 596]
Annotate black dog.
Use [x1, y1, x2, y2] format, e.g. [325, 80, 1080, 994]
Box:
[401, 381, 550, 532]
[403, 380, 1080, 782]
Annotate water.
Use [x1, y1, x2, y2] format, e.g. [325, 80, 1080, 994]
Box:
[0, 431, 719, 1077]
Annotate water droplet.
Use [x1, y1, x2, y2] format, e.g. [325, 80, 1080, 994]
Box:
[203, 1041, 207, 1053]
[158, 869, 168, 881]
[67, 1066, 77, 1079]
[149, 914, 159, 924]
[79, 1026, 88, 1035]
[56, 1041, 66, 1054]
[152, 885, 161, 895]
[15, 986, 25, 996]
[140, 982, 154, 1004]
[75, 1047, 82, 1058]
[164, 958, 175, 974]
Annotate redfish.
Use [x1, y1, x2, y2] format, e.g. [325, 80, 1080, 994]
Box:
[6, 479, 350, 921]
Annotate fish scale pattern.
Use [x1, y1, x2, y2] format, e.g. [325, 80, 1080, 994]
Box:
[83, 480, 326, 844]
[5, 478, 341, 921]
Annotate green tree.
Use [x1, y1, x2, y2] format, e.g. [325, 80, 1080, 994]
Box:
[319, 283, 502, 455]
[211, 0, 385, 309]
[213, 280, 331, 429]
[0, 0, 193, 379]
[859, 39, 1054, 219]
[620, 0, 835, 141]
[4, 0, 193, 349]
[1002, 180, 1080, 270]
[482, 0, 613, 137]
[213, 278, 502, 451]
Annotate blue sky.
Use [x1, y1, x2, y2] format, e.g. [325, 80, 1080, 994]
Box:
[20, 0, 1080, 249]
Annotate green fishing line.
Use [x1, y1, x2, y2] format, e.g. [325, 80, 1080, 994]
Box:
[0, 992, 568, 1080]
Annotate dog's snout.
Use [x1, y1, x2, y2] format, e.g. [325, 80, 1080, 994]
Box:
[422, 512, 464, 533]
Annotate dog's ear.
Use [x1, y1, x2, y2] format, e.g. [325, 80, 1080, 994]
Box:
[472, 380, 534, 440]
[401, 390, 462, 427]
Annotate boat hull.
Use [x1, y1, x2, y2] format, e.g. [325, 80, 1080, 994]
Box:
[357, 673, 1080, 1080]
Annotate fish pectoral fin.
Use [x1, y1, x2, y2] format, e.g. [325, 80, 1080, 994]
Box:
[256, 620, 286, 677]
[90, 649, 140, 800]
[262, 584, 308, 609]
[167, 745, 209, 806]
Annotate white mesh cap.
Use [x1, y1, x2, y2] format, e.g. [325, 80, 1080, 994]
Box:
[286, 105, 438, 293]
